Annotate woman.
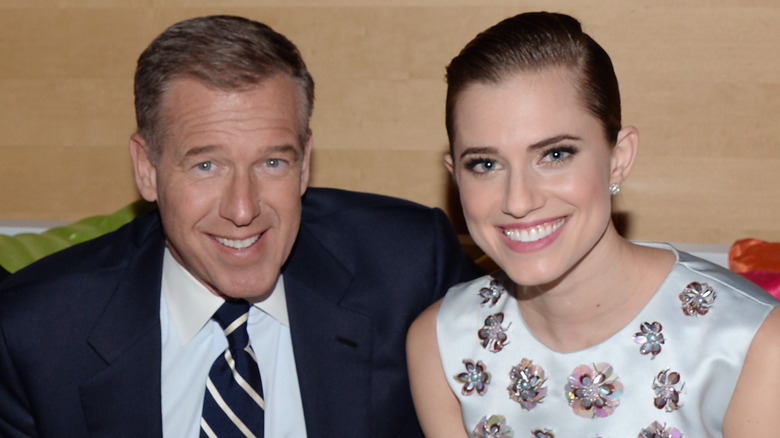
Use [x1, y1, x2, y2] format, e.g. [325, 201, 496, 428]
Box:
[407, 12, 780, 438]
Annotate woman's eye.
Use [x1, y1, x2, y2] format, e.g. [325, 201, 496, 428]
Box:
[541, 146, 577, 163]
[465, 158, 498, 174]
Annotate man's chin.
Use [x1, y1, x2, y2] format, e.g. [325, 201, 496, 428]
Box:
[212, 278, 279, 303]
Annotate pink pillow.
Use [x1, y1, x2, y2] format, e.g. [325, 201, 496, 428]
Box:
[739, 271, 780, 299]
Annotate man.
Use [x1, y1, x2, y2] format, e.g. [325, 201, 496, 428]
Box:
[0, 15, 481, 437]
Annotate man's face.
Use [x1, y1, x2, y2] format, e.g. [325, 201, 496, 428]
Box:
[130, 76, 311, 302]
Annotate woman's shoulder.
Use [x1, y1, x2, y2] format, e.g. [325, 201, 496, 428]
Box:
[638, 241, 778, 308]
[672, 245, 778, 308]
[438, 273, 507, 318]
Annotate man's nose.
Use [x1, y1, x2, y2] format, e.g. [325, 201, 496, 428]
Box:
[219, 171, 261, 226]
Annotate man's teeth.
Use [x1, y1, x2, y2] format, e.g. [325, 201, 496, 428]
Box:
[215, 235, 260, 250]
[503, 219, 564, 243]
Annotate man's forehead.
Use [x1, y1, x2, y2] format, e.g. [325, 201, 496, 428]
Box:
[159, 77, 306, 141]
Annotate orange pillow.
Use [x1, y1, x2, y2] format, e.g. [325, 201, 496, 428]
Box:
[729, 238, 780, 273]
[729, 238, 780, 298]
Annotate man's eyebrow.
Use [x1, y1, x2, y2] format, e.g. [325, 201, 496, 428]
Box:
[183, 144, 220, 159]
[181, 143, 301, 160]
[267, 144, 301, 160]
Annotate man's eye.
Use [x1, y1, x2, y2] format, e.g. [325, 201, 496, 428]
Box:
[262, 158, 292, 175]
[196, 161, 214, 171]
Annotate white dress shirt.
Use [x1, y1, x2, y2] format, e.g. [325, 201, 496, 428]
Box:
[159, 248, 307, 437]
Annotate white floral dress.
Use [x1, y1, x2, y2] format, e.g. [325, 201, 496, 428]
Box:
[437, 243, 778, 438]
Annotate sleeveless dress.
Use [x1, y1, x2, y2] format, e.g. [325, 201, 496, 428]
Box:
[437, 243, 778, 438]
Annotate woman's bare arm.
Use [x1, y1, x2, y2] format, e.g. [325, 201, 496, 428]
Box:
[407, 299, 469, 438]
[724, 307, 780, 436]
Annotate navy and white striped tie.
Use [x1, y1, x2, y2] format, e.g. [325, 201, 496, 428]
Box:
[200, 300, 265, 437]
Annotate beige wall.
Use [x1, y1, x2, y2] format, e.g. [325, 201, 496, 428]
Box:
[0, 1, 778, 245]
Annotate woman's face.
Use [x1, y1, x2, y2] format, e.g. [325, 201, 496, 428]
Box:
[447, 68, 633, 287]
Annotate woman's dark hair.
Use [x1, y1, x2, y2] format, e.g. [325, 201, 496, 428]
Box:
[445, 12, 621, 150]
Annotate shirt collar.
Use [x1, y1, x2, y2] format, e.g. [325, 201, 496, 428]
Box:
[161, 247, 290, 345]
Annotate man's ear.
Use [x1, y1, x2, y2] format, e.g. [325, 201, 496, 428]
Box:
[299, 132, 313, 196]
[129, 133, 158, 202]
[610, 126, 639, 186]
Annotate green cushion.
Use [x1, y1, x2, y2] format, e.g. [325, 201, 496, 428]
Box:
[0, 200, 154, 273]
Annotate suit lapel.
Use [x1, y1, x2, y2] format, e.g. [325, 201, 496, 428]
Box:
[284, 225, 373, 437]
[80, 217, 165, 437]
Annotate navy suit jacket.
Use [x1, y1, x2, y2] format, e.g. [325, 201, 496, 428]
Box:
[0, 265, 9, 283]
[0, 188, 481, 437]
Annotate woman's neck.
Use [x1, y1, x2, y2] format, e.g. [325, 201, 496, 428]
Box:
[514, 232, 675, 353]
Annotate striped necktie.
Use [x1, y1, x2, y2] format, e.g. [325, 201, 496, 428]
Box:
[200, 300, 265, 437]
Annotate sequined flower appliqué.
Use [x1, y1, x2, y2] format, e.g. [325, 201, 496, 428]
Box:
[479, 279, 506, 307]
[479, 313, 510, 352]
[633, 321, 665, 358]
[653, 369, 684, 412]
[565, 362, 623, 418]
[507, 358, 547, 410]
[473, 415, 513, 438]
[638, 421, 683, 438]
[531, 429, 554, 438]
[455, 359, 490, 396]
[679, 281, 716, 316]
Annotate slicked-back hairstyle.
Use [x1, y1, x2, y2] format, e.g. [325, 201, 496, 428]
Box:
[134, 15, 315, 163]
[445, 12, 621, 151]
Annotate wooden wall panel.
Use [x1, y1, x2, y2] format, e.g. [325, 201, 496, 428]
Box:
[0, 1, 777, 245]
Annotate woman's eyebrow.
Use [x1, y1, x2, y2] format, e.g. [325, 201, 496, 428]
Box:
[459, 146, 498, 160]
[528, 134, 582, 151]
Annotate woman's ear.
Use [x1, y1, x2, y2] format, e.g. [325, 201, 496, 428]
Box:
[610, 125, 639, 185]
[444, 153, 456, 179]
[129, 133, 159, 202]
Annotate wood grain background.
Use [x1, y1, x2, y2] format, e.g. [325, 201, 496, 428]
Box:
[0, 1, 777, 244]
